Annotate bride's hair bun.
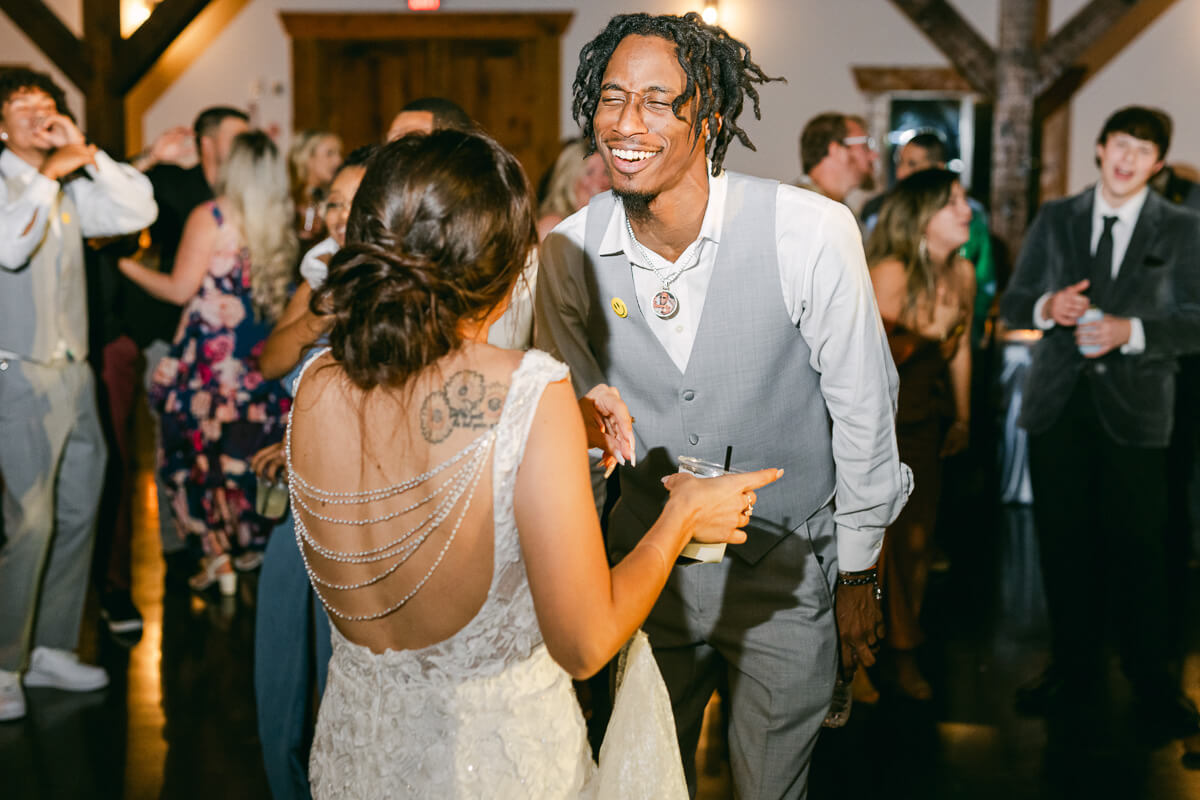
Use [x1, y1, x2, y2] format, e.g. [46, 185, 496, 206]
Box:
[312, 130, 536, 390]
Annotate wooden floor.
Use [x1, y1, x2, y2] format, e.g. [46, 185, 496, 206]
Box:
[3, 409, 1200, 799]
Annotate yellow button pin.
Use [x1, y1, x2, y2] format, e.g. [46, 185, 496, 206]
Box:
[61, 212, 71, 224]
[611, 297, 628, 318]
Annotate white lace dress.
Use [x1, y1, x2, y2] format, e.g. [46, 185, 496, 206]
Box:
[294, 350, 686, 799]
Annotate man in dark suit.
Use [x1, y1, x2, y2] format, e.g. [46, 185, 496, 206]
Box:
[1001, 106, 1200, 740]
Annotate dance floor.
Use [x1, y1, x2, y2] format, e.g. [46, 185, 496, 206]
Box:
[3, 407, 1200, 799]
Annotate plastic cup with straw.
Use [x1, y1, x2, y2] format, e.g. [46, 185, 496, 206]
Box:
[677, 445, 740, 563]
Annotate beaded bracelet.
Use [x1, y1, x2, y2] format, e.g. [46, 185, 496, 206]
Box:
[836, 567, 876, 584]
[837, 566, 882, 601]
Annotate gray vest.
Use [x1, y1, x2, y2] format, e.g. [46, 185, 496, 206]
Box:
[583, 173, 835, 565]
[0, 170, 87, 364]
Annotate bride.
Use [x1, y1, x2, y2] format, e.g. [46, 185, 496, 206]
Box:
[286, 129, 780, 798]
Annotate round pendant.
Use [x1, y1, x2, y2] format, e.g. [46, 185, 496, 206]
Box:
[652, 289, 680, 320]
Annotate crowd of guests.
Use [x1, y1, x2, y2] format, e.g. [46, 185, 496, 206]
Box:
[2, 7, 1200, 797]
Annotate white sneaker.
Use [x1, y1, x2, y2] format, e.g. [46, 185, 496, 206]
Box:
[0, 670, 25, 721]
[23, 647, 108, 692]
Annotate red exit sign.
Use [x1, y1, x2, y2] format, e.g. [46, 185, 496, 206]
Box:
[408, 0, 440, 9]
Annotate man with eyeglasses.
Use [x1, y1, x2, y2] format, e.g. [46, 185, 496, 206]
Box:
[798, 111, 878, 205]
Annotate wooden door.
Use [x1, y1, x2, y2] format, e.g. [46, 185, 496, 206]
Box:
[283, 13, 571, 190]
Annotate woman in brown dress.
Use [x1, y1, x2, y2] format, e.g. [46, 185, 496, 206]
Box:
[865, 168, 976, 700]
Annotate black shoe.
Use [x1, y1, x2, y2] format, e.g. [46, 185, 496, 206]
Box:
[1014, 668, 1066, 717]
[100, 591, 144, 635]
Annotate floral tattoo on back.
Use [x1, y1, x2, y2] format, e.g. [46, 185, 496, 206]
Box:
[419, 370, 508, 443]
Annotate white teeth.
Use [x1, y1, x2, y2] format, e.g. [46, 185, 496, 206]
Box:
[611, 148, 657, 162]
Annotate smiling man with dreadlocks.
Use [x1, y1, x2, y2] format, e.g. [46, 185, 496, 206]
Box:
[535, 12, 911, 798]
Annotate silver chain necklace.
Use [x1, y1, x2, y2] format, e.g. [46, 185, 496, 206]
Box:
[624, 214, 703, 321]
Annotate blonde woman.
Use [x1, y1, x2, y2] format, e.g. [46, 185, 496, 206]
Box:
[290, 129, 342, 245]
[535, 138, 610, 240]
[120, 130, 298, 593]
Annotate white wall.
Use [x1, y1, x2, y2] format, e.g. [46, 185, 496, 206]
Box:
[3, 0, 1198, 195]
[132, 0, 973, 181]
[1065, 0, 1200, 193]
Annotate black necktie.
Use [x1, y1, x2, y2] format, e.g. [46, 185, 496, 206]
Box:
[1090, 215, 1118, 305]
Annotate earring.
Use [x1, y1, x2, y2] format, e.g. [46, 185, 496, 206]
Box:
[918, 235, 928, 262]
[0, 131, 7, 141]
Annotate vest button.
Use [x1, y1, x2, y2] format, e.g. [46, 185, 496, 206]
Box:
[688, 433, 699, 445]
[682, 389, 695, 401]
[1094, 362, 1107, 375]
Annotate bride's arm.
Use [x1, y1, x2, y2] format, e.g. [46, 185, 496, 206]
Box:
[514, 378, 779, 679]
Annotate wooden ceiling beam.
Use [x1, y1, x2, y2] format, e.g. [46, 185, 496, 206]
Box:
[280, 12, 573, 41]
[852, 66, 975, 94]
[118, 0, 212, 93]
[0, 0, 89, 89]
[1037, 0, 1178, 95]
[887, 0, 996, 96]
[990, 0, 1041, 259]
[1037, 0, 1136, 92]
[1034, 64, 1086, 120]
[82, 0, 123, 152]
[125, 0, 250, 155]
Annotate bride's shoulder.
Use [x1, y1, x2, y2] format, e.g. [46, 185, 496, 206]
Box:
[466, 345, 567, 385]
[517, 348, 568, 379]
[290, 349, 344, 406]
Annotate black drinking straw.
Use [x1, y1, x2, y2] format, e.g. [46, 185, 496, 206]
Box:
[723, 446, 733, 472]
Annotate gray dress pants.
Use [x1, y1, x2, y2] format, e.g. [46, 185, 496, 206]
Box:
[643, 504, 839, 800]
[0, 359, 106, 671]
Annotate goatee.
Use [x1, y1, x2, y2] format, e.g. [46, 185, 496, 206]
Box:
[614, 188, 658, 224]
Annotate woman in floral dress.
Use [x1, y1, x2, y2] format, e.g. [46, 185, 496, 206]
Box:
[120, 130, 297, 593]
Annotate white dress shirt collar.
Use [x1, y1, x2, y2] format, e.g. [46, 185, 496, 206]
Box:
[1090, 182, 1149, 275]
[598, 167, 726, 264]
[0, 146, 40, 181]
[1092, 182, 1148, 234]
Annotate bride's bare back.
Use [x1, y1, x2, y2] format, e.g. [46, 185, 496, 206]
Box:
[288, 343, 525, 654]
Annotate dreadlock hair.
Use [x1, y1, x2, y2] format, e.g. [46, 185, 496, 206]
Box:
[572, 12, 783, 177]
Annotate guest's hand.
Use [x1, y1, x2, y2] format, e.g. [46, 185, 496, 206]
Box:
[579, 384, 636, 478]
[250, 442, 287, 482]
[116, 256, 140, 279]
[1045, 279, 1091, 327]
[150, 125, 193, 165]
[836, 579, 884, 676]
[33, 112, 85, 149]
[1075, 313, 1130, 358]
[39, 143, 97, 181]
[662, 467, 783, 546]
[940, 419, 969, 458]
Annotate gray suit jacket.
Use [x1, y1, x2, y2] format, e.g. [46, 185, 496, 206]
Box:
[1000, 187, 1200, 447]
